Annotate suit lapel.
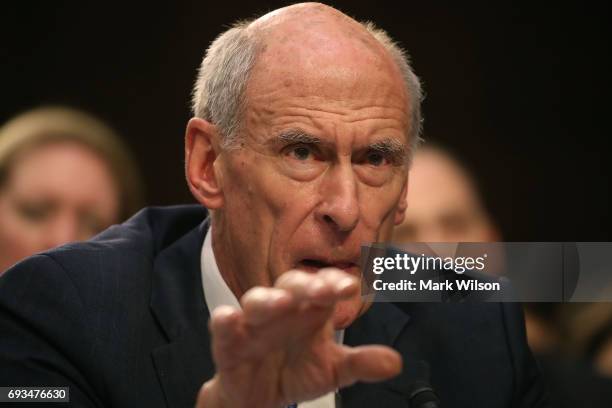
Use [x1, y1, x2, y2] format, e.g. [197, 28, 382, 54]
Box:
[342, 302, 412, 407]
[150, 218, 215, 408]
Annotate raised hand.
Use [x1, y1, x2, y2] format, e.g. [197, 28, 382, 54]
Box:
[196, 268, 402, 408]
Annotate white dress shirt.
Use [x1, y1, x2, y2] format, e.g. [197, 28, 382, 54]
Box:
[201, 228, 340, 408]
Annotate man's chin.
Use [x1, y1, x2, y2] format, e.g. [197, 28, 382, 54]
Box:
[332, 296, 372, 330]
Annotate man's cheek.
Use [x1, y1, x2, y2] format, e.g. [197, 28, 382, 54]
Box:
[379, 220, 396, 241]
[360, 200, 396, 233]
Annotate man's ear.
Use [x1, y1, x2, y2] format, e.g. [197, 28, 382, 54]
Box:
[394, 177, 409, 225]
[185, 117, 224, 209]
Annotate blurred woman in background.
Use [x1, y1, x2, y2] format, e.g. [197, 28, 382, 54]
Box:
[0, 106, 144, 272]
[394, 143, 612, 407]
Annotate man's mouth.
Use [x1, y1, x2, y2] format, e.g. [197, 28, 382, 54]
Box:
[297, 258, 360, 274]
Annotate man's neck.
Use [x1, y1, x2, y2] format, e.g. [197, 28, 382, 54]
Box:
[210, 219, 249, 301]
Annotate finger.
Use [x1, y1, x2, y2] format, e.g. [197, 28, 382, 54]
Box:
[275, 270, 336, 306]
[336, 345, 402, 387]
[241, 287, 293, 325]
[241, 287, 332, 351]
[209, 305, 243, 342]
[317, 268, 360, 298]
[209, 306, 248, 368]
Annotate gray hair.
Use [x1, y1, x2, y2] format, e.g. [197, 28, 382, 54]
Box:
[192, 18, 424, 155]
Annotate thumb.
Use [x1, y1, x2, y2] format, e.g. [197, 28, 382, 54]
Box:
[336, 345, 402, 387]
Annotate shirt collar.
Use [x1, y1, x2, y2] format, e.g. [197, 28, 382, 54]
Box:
[201, 227, 241, 312]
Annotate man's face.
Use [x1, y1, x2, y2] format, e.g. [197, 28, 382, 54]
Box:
[213, 32, 410, 329]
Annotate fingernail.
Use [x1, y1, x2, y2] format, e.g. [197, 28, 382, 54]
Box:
[337, 277, 355, 292]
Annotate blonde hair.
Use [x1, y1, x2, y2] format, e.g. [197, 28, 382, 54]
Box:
[0, 106, 144, 221]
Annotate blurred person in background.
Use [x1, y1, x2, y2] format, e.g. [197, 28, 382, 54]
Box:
[393, 143, 612, 407]
[392, 144, 560, 350]
[392, 144, 499, 243]
[0, 106, 144, 272]
[568, 302, 612, 378]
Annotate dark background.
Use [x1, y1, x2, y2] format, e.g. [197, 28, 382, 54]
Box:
[1, 1, 610, 241]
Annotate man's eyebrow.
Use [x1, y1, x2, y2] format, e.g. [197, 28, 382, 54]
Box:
[270, 128, 322, 145]
[267, 130, 409, 161]
[369, 138, 407, 157]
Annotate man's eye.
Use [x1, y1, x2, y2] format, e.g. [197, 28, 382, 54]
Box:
[286, 145, 314, 161]
[366, 151, 386, 166]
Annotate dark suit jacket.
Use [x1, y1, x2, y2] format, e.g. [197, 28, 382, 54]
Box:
[0, 206, 548, 407]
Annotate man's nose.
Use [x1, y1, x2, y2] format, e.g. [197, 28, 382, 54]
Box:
[315, 164, 360, 232]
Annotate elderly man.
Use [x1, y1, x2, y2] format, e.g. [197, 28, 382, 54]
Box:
[0, 3, 547, 407]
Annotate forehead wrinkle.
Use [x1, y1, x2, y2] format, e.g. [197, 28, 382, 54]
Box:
[250, 104, 407, 146]
[251, 99, 407, 127]
[248, 102, 401, 130]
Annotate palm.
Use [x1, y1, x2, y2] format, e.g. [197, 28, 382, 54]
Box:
[204, 269, 401, 408]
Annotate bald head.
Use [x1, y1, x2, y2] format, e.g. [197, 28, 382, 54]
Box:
[251, 2, 359, 30]
[250, 3, 400, 76]
[192, 2, 422, 152]
[250, 2, 390, 59]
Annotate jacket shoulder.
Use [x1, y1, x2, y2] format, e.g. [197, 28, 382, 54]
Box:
[0, 204, 208, 328]
[54, 204, 207, 259]
[35, 205, 207, 277]
[0, 205, 209, 401]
